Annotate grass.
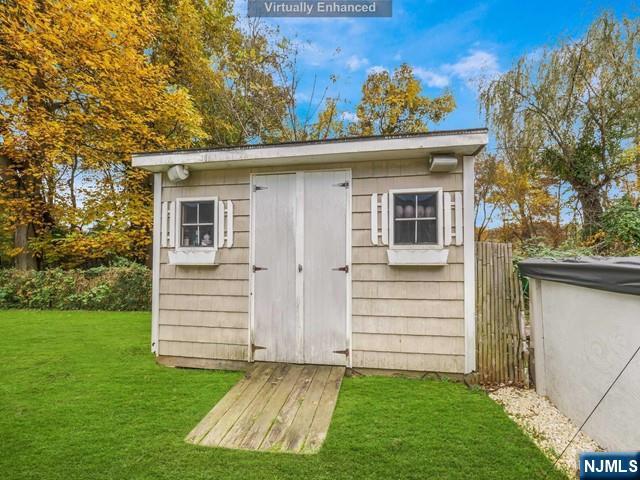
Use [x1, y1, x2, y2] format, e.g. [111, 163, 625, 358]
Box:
[0, 310, 565, 480]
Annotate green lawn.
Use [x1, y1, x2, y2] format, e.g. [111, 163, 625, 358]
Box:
[0, 310, 564, 480]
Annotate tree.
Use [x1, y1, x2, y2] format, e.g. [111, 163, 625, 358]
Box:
[0, 0, 205, 268]
[152, 3, 290, 146]
[349, 64, 455, 136]
[474, 152, 500, 241]
[599, 196, 640, 255]
[480, 13, 640, 236]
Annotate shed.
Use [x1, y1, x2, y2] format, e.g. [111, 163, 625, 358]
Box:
[132, 129, 487, 375]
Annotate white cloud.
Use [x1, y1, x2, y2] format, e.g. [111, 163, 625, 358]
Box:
[341, 111, 358, 122]
[413, 67, 450, 88]
[366, 65, 388, 75]
[443, 50, 500, 88]
[295, 40, 340, 67]
[345, 55, 369, 72]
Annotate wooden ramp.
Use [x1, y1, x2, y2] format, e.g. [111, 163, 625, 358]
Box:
[186, 363, 344, 454]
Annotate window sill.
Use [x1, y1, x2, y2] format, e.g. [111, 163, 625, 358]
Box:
[386, 248, 449, 266]
[168, 249, 218, 266]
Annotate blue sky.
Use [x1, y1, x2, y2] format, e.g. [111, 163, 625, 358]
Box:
[237, 0, 638, 131]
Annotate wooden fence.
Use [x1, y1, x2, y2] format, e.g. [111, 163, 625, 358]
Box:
[475, 242, 529, 385]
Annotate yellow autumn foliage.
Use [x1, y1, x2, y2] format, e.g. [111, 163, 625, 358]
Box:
[0, 0, 206, 266]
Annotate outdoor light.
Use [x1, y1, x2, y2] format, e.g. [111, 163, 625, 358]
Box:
[429, 154, 458, 173]
[166, 164, 190, 182]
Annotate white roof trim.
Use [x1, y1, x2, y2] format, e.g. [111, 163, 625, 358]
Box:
[132, 131, 488, 172]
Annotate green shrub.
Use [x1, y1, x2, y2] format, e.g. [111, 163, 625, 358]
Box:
[0, 264, 151, 311]
[600, 196, 640, 255]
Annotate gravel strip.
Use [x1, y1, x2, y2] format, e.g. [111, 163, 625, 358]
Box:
[489, 386, 602, 477]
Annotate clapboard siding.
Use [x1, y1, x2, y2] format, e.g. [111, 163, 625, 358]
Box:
[351, 158, 463, 178]
[352, 350, 464, 373]
[159, 325, 246, 345]
[349, 158, 465, 373]
[352, 174, 462, 195]
[352, 281, 463, 300]
[159, 309, 247, 328]
[160, 264, 249, 280]
[353, 298, 464, 318]
[352, 264, 464, 282]
[156, 157, 467, 373]
[158, 340, 247, 361]
[162, 184, 249, 202]
[160, 278, 249, 296]
[159, 294, 248, 313]
[353, 333, 465, 355]
[352, 316, 464, 336]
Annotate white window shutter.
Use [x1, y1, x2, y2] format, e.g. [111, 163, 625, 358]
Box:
[161, 202, 168, 247]
[168, 201, 176, 247]
[370, 194, 378, 245]
[455, 192, 463, 245]
[218, 201, 225, 248]
[380, 193, 389, 246]
[226, 200, 234, 247]
[371, 193, 389, 246]
[443, 192, 452, 246]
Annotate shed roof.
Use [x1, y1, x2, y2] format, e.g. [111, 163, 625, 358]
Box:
[132, 128, 488, 172]
[519, 256, 640, 296]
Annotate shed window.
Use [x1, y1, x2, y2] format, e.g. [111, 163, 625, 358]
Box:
[391, 190, 441, 246]
[180, 200, 215, 247]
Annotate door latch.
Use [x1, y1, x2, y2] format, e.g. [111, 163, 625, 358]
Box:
[332, 265, 349, 273]
[298, 264, 303, 273]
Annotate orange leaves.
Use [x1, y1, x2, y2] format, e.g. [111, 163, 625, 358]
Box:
[0, 0, 206, 266]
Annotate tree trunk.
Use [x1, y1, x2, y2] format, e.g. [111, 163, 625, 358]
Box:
[14, 223, 37, 270]
[575, 184, 604, 237]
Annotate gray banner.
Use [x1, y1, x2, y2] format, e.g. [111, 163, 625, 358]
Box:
[247, 0, 392, 17]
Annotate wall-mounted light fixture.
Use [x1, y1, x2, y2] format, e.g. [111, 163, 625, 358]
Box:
[167, 164, 190, 182]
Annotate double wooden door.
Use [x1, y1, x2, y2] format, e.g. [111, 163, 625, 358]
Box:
[251, 170, 349, 366]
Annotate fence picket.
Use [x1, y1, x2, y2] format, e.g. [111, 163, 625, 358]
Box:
[475, 242, 527, 385]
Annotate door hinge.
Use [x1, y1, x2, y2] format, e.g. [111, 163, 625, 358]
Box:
[253, 185, 268, 192]
[333, 348, 350, 357]
[333, 181, 349, 188]
[332, 265, 349, 273]
[253, 265, 268, 273]
[252, 343, 266, 353]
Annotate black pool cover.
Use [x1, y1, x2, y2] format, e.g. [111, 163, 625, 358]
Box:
[518, 256, 640, 296]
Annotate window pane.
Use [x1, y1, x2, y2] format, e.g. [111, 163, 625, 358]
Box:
[417, 219, 438, 244]
[417, 193, 437, 218]
[181, 225, 199, 247]
[394, 194, 416, 219]
[394, 220, 416, 244]
[199, 201, 215, 224]
[182, 202, 198, 224]
[199, 225, 214, 246]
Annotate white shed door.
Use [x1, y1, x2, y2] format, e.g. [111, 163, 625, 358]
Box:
[251, 171, 349, 366]
[252, 173, 300, 363]
[303, 170, 348, 365]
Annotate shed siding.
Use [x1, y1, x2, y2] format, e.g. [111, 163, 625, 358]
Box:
[158, 169, 251, 362]
[350, 159, 464, 373]
[157, 158, 466, 372]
